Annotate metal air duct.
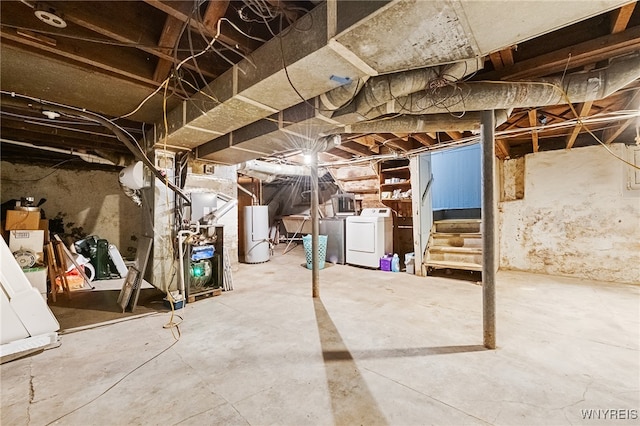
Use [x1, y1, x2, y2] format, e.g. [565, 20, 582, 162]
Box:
[341, 53, 640, 122]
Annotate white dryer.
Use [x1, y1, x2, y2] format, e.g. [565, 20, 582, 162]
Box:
[346, 208, 393, 268]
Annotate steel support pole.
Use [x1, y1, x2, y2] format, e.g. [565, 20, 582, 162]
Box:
[481, 109, 497, 349]
[310, 152, 320, 298]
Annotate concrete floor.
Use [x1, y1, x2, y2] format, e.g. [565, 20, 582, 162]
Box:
[2, 245, 638, 425]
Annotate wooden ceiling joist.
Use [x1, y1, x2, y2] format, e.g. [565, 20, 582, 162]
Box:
[603, 119, 635, 144]
[489, 46, 515, 70]
[335, 141, 373, 156]
[495, 139, 511, 160]
[445, 131, 464, 141]
[58, 2, 217, 80]
[325, 148, 354, 160]
[566, 100, 593, 149]
[153, 16, 185, 82]
[203, 0, 231, 30]
[411, 134, 436, 146]
[350, 136, 380, 154]
[143, 0, 255, 53]
[528, 109, 539, 152]
[0, 29, 162, 89]
[492, 25, 640, 80]
[369, 133, 415, 152]
[611, 2, 636, 34]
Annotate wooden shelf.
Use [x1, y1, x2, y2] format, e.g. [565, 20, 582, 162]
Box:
[381, 181, 411, 187]
[381, 165, 410, 173]
[339, 174, 378, 182]
[382, 198, 412, 203]
[351, 188, 379, 194]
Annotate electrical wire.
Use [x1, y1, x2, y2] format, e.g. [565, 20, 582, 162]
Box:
[540, 80, 640, 170]
[118, 12, 229, 121]
[318, 106, 640, 168]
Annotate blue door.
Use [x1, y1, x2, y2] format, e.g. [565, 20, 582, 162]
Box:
[431, 144, 481, 211]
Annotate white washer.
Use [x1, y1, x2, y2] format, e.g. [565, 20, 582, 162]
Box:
[346, 208, 393, 268]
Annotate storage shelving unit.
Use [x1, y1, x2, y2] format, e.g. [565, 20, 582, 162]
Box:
[379, 159, 414, 266]
[379, 160, 412, 218]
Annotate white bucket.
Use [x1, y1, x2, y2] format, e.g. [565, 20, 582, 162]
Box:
[404, 252, 415, 274]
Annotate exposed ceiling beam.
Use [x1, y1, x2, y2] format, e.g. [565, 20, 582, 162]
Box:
[411, 134, 436, 146]
[369, 133, 413, 152]
[495, 139, 511, 160]
[1, 29, 161, 89]
[318, 152, 335, 163]
[489, 46, 515, 70]
[603, 88, 640, 144]
[490, 25, 640, 80]
[426, 132, 438, 142]
[143, 0, 255, 53]
[528, 109, 539, 152]
[58, 2, 217, 80]
[0, 125, 128, 154]
[203, 0, 230, 30]
[325, 148, 354, 159]
[603, 118, 635, 144]
[611, 2, 636, 34]
[351, 135, 380, 153]
[335, 141, 373, 156]
[153, 16, 184, 82]
[566, 100, 593, 149]
[445, 131, 463, 140]
[391, 132, 409, 140]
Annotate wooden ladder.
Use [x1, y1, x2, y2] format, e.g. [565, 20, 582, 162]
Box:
[45, 241, 71, 302]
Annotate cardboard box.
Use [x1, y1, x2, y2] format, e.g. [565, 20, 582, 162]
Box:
[9, 230, 45, 258]
[5, 210, 40, 231]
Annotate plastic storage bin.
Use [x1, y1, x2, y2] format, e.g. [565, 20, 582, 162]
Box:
[302, 234, 327, 270]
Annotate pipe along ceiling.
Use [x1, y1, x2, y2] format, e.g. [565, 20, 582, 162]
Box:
[152, 0, 633, 166]
[209, 52, 640, 171]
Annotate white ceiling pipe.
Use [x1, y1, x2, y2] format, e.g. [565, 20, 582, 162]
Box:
[238, 160, 309, 176]
[236, 158, 336, 181]
[1, 138, 116, 165]
[325, 110, 511, 135]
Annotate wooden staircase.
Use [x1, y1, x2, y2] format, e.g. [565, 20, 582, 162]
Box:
[424, 219, 482, 273]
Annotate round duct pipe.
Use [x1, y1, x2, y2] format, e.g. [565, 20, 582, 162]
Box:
[237, 160, 310, 180]
[324, 110, 511, 135]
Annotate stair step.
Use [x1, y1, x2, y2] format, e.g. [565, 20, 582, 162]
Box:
[431, 234, 482, 248]
[425, 260, 483, 272]
[434, 219, 481, 234]
[427, 251, 482, 264]
[429, 247, 482, 255]
[432, 232, 481, 238]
